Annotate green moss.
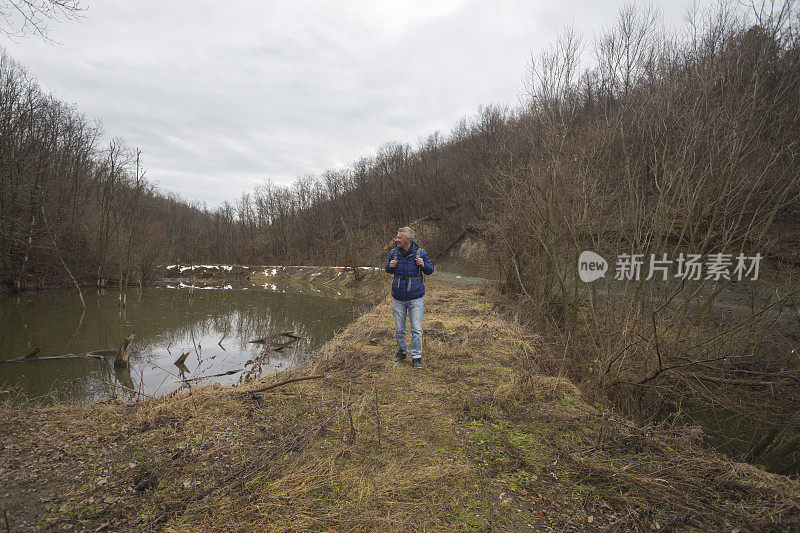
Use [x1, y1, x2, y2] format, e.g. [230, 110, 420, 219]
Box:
[467, 421, 502, 446]
[453, 506, 489, 529]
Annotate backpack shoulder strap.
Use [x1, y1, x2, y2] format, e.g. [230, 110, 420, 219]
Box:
[416, 245, 423, 277]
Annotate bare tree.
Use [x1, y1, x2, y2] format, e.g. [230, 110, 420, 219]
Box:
[0, 0, 84, 41]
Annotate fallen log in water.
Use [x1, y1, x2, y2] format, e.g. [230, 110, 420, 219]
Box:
[248, 331, 301, 344]
[21, 348, 40, 359]
[1, 334, 136, 365]
[272, 338, 299, 352]
[174, 351, 190, 365]
[1, 352, 105, 363]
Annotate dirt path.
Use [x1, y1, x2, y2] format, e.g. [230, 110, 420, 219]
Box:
[1, 277, 798, 531]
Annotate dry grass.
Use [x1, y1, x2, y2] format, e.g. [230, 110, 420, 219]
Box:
[1, 277, 798, 531]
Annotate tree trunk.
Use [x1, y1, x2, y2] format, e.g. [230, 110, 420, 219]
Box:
[114, 333, 135, 367]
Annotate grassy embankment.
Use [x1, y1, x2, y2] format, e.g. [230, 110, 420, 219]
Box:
[1, 274, 799, 531]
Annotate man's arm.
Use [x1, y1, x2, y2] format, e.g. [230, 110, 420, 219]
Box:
[420, 249, 434, 275]
[385, 251, 396, 273]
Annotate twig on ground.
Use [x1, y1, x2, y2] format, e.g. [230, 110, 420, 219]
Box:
[244, 374, 325, 394]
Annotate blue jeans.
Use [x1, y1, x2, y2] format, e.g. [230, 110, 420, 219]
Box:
[392, 297, 423, 359]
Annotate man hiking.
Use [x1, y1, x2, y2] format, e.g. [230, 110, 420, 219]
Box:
[385, 227, 434, 368]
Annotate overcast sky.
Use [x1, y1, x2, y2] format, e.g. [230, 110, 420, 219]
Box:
[3, 0, 711, 207]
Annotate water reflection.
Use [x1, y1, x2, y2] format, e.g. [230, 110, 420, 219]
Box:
[0, 286, 357, 404]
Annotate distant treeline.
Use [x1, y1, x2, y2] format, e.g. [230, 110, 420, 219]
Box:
[0, 52, 240, 290]
[227, 115, 499, 267]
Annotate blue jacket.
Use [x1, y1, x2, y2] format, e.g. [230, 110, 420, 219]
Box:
[385, 241, 434, 301]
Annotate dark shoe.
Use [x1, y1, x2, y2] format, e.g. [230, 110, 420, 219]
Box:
[412, 358, 422, 369]
[393, 350, 406, 362]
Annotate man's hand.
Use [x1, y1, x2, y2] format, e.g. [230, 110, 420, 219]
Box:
[389, 259, 398, 268]
[415, 257, 424, 266]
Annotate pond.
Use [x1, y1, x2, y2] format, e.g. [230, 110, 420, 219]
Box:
[0, 285, 359, 404]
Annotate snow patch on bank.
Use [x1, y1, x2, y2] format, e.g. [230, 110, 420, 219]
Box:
[163, 264, 235, 272]
[166, 282, 235, 290]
